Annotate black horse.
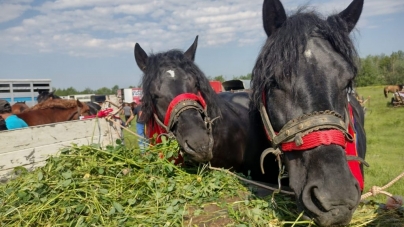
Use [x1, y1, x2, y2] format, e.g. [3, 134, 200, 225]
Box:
[134, 37, 279, 181]
[36, 91, 101, 115]
[251, 0, 366, 226]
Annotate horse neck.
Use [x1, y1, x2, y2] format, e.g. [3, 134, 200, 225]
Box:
[38, 107, 79, 121]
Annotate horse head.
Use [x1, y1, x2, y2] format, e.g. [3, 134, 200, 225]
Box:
[135, 36, 220, 163]
[252, 0, 365, 226]
[37, 90, 61, 103]
[75, 100, 92, 118]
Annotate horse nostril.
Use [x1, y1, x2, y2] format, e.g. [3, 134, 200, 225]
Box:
[310, 187, 329, 212]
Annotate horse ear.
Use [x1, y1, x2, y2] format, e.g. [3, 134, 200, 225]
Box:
[338, 0, 364, 33]
[134, 43, 148, 72]
[262, 0, 287, 37]
[184, 35, 198, 62]
[76, 99, 83, 107]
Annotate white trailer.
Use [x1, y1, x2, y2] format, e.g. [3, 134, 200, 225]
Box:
[0, 79, 52, 106]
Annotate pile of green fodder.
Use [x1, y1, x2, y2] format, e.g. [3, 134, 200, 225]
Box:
[0, 140, 402, 226]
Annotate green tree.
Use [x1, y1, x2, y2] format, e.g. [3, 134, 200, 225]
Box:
[212, 75, 225, 82]
[95, 87, 112, 95]
[81, 87, 95, 94]
[356, 56, 381, 86]
[233, 73, 252, 80]
[111, 85, 119, 94]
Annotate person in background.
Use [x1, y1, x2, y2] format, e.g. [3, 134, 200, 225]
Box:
[0, 99, 28, 130]
[131, 101, 137, 113]
[121, 102, 133, 127]
[126, 103, 146, 151]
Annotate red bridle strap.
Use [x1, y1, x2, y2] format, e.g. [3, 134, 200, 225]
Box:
[281, 129, 346, 151]
[163, 93, 207, 126]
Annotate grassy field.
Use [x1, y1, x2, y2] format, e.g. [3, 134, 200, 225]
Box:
[356, 86, 404, 202]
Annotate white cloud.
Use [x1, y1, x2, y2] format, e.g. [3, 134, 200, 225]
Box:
[0, 3, 30, 23]
[0, 0, 403, 57]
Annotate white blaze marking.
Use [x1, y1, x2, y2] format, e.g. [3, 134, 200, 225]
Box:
[304, 49, 312, 58]
[167, 70, 175, 78]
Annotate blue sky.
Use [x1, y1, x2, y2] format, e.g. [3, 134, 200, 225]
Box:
[0, 0, 403, 90]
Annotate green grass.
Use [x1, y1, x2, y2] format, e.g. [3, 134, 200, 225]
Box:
[356, 86, 404, 202]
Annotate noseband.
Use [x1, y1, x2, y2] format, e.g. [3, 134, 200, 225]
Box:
[259, 93, 367, 191]
[153, 93, 218, 142]
[259, 101, 353, 151]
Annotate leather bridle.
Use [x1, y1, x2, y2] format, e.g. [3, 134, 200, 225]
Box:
[258, 93, 368, 192]
[153, 93, 218, 150]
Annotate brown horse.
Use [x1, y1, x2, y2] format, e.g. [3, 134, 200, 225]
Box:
[384, 85, 403, 98]
[17, 99, 92, 126]
[11, 102, 30, 114]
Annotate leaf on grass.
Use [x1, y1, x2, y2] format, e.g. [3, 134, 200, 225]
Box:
[62, 179, 72, 187]
[113, 202, 124, 213]
[165, 206, 174, 214]
[62, 171, 72, 179]
[108, 207, 115, 215]
[38, 171, 43, 181]
[128, 198, 136, 205]
[99, 188, 108, 194]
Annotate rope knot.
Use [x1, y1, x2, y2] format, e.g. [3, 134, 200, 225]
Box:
[370, 186, 382, 196]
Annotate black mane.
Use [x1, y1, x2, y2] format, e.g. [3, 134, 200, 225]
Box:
[37, 91, 61, 103]
[251, 10, 358, 107]
[141, 49, 220, 123]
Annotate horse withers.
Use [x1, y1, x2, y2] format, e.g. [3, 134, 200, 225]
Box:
[36, 90, 101, 115]
[251, 0, 366, 226]
[134, 37, 276, 181]
[17, 99, 92, 126]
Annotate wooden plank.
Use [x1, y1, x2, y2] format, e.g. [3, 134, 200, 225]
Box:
[0, 118, 122, 181]
[0, 118, 122, 154]
[0, 138, 106, 180]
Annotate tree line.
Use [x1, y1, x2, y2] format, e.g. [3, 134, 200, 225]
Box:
[356, 50, 404, 87]
[53, 50, 404, 95]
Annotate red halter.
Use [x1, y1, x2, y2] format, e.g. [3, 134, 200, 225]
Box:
[260, 93, 364, 190]
[147, 93, 207, 143]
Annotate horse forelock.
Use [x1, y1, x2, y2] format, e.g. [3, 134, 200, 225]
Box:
[141, 49, 221, 123]
[251, 9, 358, 108]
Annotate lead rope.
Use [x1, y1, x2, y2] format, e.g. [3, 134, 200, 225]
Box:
[360, 171, 404, 202]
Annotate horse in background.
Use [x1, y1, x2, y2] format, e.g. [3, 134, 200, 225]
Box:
[384, 85, 403, 98]
[37, 90, 61, 103]
[17, 99, 92, 126]
[251, 0, 366, 226]
[135, 37, 273, 181]
[11, 101, 30, 114]
[36, 90, 101, 115]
